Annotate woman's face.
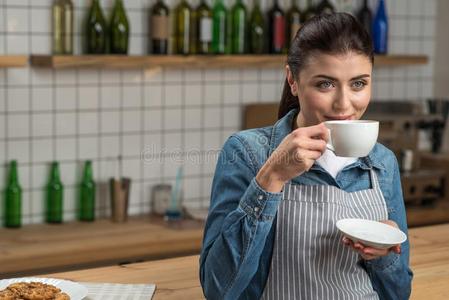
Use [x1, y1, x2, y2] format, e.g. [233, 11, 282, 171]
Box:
[288, 52, 373, 128]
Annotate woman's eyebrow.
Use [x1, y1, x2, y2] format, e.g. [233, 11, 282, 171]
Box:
[312, 74, 371, 80]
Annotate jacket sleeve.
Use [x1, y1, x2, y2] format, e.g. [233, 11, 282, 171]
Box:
[364, 156, 413, 300]
[199, 135, 283, 299]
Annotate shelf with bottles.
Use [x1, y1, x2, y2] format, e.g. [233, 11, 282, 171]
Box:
[29, 54, 428, 70]
[0, 56, 28, 68]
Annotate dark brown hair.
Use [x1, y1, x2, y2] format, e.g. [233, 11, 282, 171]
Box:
[278, 13, 374, 119]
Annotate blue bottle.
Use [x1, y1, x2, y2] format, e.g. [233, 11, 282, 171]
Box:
[372, 0, 388, 54]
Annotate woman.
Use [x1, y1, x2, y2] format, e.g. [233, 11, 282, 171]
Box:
[200, 13, 413, 300]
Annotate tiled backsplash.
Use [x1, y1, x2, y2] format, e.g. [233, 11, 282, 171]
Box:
[0, 0, 437, 224]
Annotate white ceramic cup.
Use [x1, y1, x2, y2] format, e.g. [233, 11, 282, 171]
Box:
[324, 120, 379, 157]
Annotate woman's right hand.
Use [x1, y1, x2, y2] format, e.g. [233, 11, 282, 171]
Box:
[256, 123, 328, 192]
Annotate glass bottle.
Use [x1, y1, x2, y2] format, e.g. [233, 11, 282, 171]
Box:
[316, 0, 335, 14]
[86, 0, 108, 54]
[52, 0, 74, 55]
[286, 0, 301, 49]
[110, 0, 130, 54]
[151, 0, 170, 54]
[249, 0, 265, 54]
[174, 0, 193, 55]
[212, 0, 227, 54]
[79, 161, 95, 222]
[4, 160, 21, 228]
[46, 162, 64, 224]
[303, 0, 316, 22]
[230, 0, 247, 54]
[196, 0, 213, 54]
[357, 0, 372, 37]
[268, 0, 286, 54]
[372, 0, 388, 54]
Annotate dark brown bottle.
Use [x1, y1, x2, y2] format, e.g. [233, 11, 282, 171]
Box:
[267, 0, 286, 54]
[151, 0, 170, 54]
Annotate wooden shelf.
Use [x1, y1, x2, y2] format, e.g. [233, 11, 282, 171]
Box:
[0, 215, 204, 278]
[0, 55, 28, 68]
[30, 54, 429, 69]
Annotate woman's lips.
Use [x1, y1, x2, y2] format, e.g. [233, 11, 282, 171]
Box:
[325, 115, 354, 120]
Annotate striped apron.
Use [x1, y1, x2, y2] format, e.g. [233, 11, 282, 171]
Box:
[261, 169, 387, 300]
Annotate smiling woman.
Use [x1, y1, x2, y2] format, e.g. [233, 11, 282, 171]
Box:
[200, 12, 412, 300]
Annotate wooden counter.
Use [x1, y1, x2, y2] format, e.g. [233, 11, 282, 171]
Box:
[42, 223, 449, 300]
[0, 216, 203, 278]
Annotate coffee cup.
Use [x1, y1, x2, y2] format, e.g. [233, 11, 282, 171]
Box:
[324, 120, 379, 157]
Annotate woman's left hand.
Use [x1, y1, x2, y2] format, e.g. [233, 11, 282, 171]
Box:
[342, 220, 402, 260]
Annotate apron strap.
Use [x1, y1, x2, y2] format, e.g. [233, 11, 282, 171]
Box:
[369, 168, 380, 190]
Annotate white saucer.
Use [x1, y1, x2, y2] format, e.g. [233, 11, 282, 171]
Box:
[336, 218, 407, 249]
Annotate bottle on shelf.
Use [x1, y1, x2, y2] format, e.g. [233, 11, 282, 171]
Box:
[196, 0, 213, 54]
[86, 0, 108, 54]
[286, 0, 301, 49]
[4, 160, 22, 228]
[249, 0, 265, 54]
[316, 0, 336, 14]
[110, 0, 130, 54]
[230, 0, 248, 54]
[150, 0, 170, 54]
[46, 162, 64, 224]
[79, 161, 96, 222]
[268, 0, 286, 54]
[372, 0, 388, 54]
[356, 0, 372, 37]
[211, 0, 227, 54]
[174, 0, 193, 55]
[303, 0, 316, 22]
[52, 0, 74, 55]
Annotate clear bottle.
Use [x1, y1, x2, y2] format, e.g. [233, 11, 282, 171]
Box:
[110, 0, 130, 54]
[211, 0, 227, 54]
[79, 161, 96, 222]
[46, 162, 64, 224]
[230, 0, 247, 54]
[86, 0, 108, 54]
[151, 0, 170, 54]
[249, 0, 265, 54]
[196, 0, 213, 54]
[4, 160, 22, 228]
[52, 0, 74, 54]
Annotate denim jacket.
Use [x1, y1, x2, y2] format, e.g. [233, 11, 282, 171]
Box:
[200, 109, 413, 300]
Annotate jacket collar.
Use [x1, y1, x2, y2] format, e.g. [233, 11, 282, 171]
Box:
[269, 109, 386, 171]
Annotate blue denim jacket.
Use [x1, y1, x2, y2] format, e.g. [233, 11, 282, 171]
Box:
[200, 109, 413, 300]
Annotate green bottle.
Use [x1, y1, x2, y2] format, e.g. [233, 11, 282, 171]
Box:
[110, 0, 130, 54]
[286, 0, 301, 49]
[150, 0, 170, 54]
[86, 0, 108, 54]
[230, 0, 247, 54]
[46, 162, 64, 224]
[174, 0, 193, 55]
[211, 0, 227, 54]
[249, 0, 265, 54]
[303, 0, 317, 22]
[52, 0, 74, 55]
[4, 160, 21, 228]
[196, 0, 213, 54]
[79, 161, 95, 222]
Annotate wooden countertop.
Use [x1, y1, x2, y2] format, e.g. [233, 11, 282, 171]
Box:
[42, 223, 449, 300]
[0, 216, 204, 278]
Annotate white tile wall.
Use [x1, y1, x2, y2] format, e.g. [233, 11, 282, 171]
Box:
[0, 0, 438, 224]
